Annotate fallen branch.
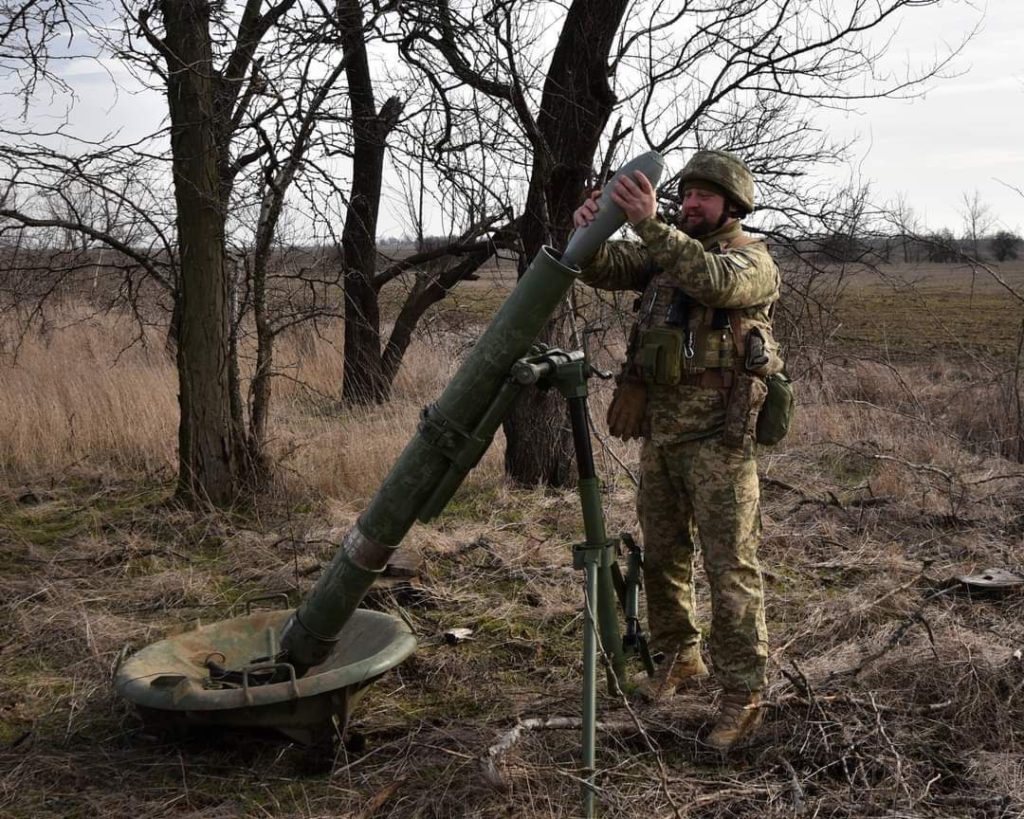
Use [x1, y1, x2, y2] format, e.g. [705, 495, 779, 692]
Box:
[764, 690, 954, 716]
[480, 716, 634, 789]
[827, 609, 937, 681]
[768, 752, 806, 815]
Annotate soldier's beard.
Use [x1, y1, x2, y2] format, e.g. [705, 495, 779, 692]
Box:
[679, 211, 731, 238]
[680, 216, 714, 238]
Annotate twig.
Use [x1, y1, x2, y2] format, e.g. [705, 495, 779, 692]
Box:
[590, 424, 640, 488]
[353, 777, 404, 819]
[771, 752, 806, 815]
[870, 691, 911, 803]
[848, 569, 927, 616]
[831, 606, 937, 679]
[763, 691, 953, 716]
[480, 716, 633, 789]
[760, 475, 810, 497]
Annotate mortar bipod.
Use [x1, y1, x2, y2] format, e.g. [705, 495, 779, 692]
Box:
[512, 343, 653, 819]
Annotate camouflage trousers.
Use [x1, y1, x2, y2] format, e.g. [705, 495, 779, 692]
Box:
[637, 436, 768, 692]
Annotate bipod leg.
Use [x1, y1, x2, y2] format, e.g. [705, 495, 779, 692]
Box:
[567, 394, 627, 689]
[576, 541, 601, 819]
[531, 346, 627, 816]
[568, 391, 622, 818]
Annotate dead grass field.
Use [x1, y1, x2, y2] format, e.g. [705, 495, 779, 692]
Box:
[1, 260, 1024, 818]
[832, 261, 1024, 359]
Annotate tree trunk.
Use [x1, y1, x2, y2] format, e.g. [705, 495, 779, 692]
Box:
[165, 290, 181, 357]
[162, 0, 244, 506]
[247, 195, 280, 483]
[381, 249, 494, 388]
[503, 0, 628, 486]
[338, 0, 401, 405]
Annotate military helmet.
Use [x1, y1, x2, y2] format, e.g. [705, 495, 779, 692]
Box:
[679, 150, 755, 215]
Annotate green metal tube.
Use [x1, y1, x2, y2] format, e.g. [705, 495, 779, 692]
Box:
[581, 555, 599, 819]
[578, 476, 627, 689]
[281, 247, 578, 669]
[417, 376, 524, 522]
[597, 560, 625, 691]
[281, 151, 666, 671]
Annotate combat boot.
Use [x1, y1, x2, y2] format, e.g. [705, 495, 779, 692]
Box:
[705, 690, 762, 751]
[634, 649, 708, 703]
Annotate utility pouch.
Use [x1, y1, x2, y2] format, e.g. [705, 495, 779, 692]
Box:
[756, 371, 795, 446]
[638, 327, 685, 386]
[722, 372, 768, 450]
[607, 379, 648, 441]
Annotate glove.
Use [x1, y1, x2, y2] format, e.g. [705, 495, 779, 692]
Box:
[606, 379, 648, 441]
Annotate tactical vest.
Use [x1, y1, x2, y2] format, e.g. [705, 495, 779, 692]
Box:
[626, 233, 776, 387]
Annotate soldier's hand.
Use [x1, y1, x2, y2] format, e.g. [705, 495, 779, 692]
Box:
[611, 171, 657, 226]
[572, 189, 601, 228]
[606, 380, 647, 441]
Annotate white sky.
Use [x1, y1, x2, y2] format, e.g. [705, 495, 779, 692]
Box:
[4, 0, 1022, 238]
[819, 0, 1024, 234]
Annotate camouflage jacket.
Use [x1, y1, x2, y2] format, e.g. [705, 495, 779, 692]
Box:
[579, 217, 781, 444]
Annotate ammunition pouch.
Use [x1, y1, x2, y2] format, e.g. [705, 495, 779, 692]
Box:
[724, 308, 793, 446]
[727, 313, 783, 378]
[638, 327, 685, 386]
[755, 371, 795, 446]
[745, 332, 784, 378]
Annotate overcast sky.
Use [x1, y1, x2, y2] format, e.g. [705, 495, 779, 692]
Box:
[5, 0, 1022, 238]
[820, 0, 1023, 234]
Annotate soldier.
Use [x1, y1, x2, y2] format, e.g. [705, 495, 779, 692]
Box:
[572, 150, 783, 751]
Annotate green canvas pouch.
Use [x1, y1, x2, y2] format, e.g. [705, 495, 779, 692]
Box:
[756, 371, 795, 445]
[639, 327, 685, 385]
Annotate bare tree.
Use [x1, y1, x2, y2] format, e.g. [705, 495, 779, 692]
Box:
[0, 138, 179, 337]
[396, 0, 970, 486]
[2, 0, 335, 502]
[959, 189, 996, 260]
[0, 0, 525, 495]
[0, 0, 84, 107]
[887, 193, 923, 264]
[305, 8, 522, 405]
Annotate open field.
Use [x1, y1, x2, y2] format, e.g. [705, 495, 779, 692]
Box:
[832, 262, 1024, 359]
[2, 260, 1024, 817]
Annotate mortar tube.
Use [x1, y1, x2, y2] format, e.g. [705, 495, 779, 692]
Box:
[281, 150, 666, 671]
[281, 246, 580, 670]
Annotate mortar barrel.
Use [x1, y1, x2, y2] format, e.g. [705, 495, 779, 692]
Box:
[281, 151, 665, 671]
[281, 246, 578, 668]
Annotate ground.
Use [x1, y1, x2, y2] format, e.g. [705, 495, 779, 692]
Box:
[1, 259, 1023, 818]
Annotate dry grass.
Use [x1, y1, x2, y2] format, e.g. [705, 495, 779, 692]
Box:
[2, 265, 1024, 818]
[0, 309, 178, 481]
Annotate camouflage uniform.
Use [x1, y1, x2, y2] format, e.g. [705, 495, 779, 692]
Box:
[579, 216, 780, 693]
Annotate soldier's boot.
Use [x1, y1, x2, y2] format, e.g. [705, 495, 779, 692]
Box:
[634, 649, 708, 703]
[705, 690, 763, 751]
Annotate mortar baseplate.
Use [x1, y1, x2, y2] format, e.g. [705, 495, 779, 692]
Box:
[115, 608, 416, 742]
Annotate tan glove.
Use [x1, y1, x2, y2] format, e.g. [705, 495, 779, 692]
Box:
[606, 379, 648, 441]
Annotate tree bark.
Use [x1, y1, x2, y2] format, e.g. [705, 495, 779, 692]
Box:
[162, 0, 245, 505]
[338, 0, 401, 405]
[165, 290, 181, 357]
[503, 0, 628, 486]
[381, 248, 494, 387]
